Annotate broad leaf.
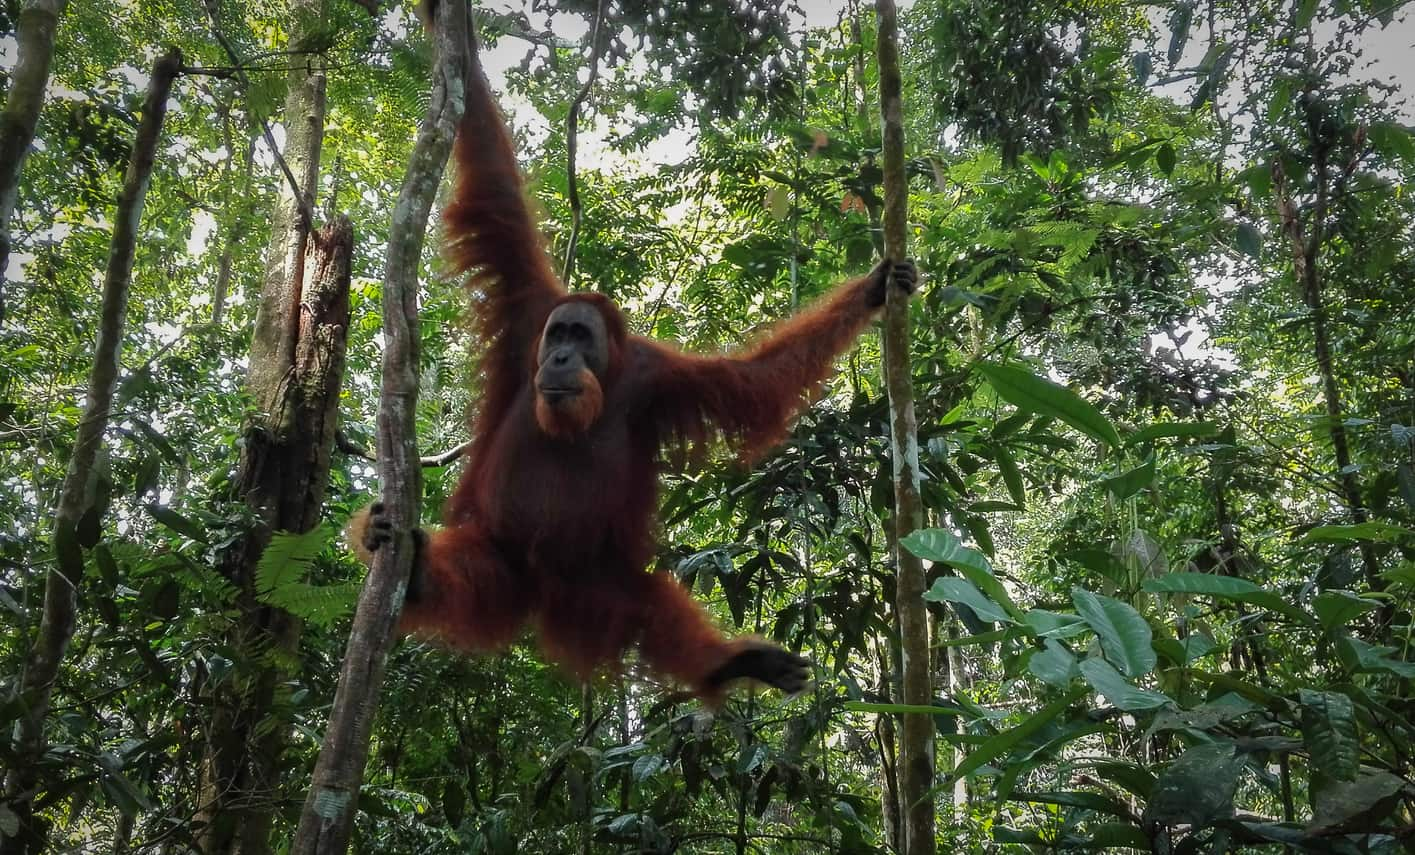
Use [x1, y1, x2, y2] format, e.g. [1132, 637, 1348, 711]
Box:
[924, 577, 1012, 623]
[1079, 658, 1173, 711]
[1072, 587, 1156, 677]
[1028, 639, 1078, 687]
[1102, 458, 1155, 501]
[1144, 742, 1245, 829]
[1312, 591, 1379, 634]
[1298, 689, 1358, 782]
[1126, 421, 1218, 446]
[976, 362, 1121, 448]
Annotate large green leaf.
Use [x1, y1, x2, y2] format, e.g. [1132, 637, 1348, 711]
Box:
[1102, 458, 1155, 501]
[1072, 587, 1156, 677]
[1312, 591, 1380, 634]
[903, 529, 1022, 620]
[1144, 742, 1245, 829]
[1142, 573, 1311, 624]
[976, 362, 1121, 448]
[924, 577, 1012, 623]
[1125, 421, 1218, 445]
[1298, 689, 1358, 782]
[1079, 658, 1173, 711]
[1301, 522, 1415, 545]
[1028, 639, 1078, 687]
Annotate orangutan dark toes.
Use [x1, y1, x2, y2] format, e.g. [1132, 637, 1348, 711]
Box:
[363, 503, 394, 554]
[708, 642, 812, 696]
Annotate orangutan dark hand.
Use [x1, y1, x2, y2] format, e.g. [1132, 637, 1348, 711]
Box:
[865, 258, 919, 308]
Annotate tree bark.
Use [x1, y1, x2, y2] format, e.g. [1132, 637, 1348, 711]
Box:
[0, 47, 181, 855]
[1273, 154, 1382, 594]
[875, 3, 935, 853]
[195, 7, 341, 846]
[289, 0, 470, 850]
[0, 0, 70, 323]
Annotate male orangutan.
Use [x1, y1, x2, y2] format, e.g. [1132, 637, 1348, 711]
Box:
[352, 24, 917, 704]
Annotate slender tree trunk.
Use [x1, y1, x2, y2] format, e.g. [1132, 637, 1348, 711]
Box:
[0, 0, 70, 322]
[1273, 156, 1382, 593]
[875, 3, 935, 853]
[0, 48, 181, 855]
[213, 132, 258, 326]
[875, 642, 902, 852]
[195, 6, 338, 848]
[289, 1, 470, 850]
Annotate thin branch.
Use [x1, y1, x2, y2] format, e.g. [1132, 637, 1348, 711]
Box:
[560, 0, 608, 287]
[198, 3, 315, 230]
[335, 431, 472, 467]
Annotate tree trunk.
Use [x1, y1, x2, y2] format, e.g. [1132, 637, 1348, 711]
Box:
[0, 47, 182, 855]
[289, 0, 470, 850]
[0, 0, 70, 323]
[196, 219, 351, 854]
[195, 7, 339, 846]
[213, 131, 258, 326]
[874, 3, 935, 853]
[1273, 156, 1382, 594]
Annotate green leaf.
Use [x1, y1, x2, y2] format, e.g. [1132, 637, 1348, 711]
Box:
[1312, 591, 1379, 634]
[1023, 609, 1088, 639]
[1028, 639, 1078, 687]
[632, 754, 665, 782]
[1102, 458, 1155, 501]
[1144, 742, 1244, 828]
[1336, 635, 1415, 678]
[1235, 222, 1262, 259]
[144, 503, 210, 544]
[1142, 573, 1311, 624]
[1368, 122, 1415, 165]
[1079, 658, 1173, 711]
[1302, 522, 1415, 545]
[1309, 770, 1407, 833]
[994, 445, 1026, 507]
[952, 687, 1087, 780]
[976, 362, 1120, 448]
[1125, 421, 1218, 445]
[1011, 790, 1130, 816]
[1298, 689, 1358, 782]
[924, 577, 1012, 623]
[902, 529, 1022, 620]
[1072, 587, 1156, 677]
[1156, 143, 1176, 176]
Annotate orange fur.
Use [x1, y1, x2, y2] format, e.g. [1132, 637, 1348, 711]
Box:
[369, 22, 893, 704]
[534, 368, 604, 438]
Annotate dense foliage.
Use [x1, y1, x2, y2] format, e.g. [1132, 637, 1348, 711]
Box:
[0, 0, 1412, 852]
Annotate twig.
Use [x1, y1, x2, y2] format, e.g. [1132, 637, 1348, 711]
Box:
[560, 0, 608, 287]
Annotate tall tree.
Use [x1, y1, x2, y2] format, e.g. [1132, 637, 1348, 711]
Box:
[194, 0, 347, 850]
[0, 0, 70, 322]
[875, 1, 934, 852]
[0, 47, 182, 855]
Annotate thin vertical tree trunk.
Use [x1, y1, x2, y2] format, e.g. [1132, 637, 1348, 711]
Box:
[0, 0, 70, 322]
[875, 3, 935, 853]
[1273, 152, 1381, 594]
[289, 1, 470, 850]
[213, 132, 258, 326]
[0, 47, 182, 855]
